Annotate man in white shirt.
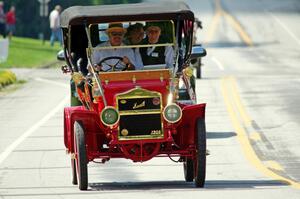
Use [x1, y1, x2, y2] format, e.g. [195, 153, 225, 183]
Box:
[92, 23, 143, 71]
[49, 5, 62, 46]
[140, 23, 174, 68]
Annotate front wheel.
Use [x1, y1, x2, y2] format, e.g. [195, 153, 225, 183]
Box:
[183, 158, 194, 182]
[194, 118, 206, 187]
[74, 121, 88, 190]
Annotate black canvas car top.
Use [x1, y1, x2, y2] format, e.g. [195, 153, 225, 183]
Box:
[60, 1, 194, 27]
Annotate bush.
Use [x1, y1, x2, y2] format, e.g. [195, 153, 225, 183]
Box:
[0, 70, 17, 89]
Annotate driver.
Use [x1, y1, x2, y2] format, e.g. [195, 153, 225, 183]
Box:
[92, 23, 142, 71]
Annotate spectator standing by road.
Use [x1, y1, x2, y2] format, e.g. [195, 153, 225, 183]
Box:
[49, 5, 62, 46]
[0, 1, 6, 38]
[5, 6, 16, 40]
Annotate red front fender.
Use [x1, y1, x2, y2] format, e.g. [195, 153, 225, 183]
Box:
[174, 103, 206, 148]
[63, 106, 102, 153]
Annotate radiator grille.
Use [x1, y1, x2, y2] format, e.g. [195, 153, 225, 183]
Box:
[116, 88, 163, 140]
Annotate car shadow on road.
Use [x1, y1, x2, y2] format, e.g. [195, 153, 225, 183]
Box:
[89, 179, 287, 191]
[203, 41, 277, 48]
[207, 131, 237, 139]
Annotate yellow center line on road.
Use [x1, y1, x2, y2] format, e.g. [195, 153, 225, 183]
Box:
[227, 76, 252, 126]
[221, 76, 300, 189]
[222, 12, 253, 46]
[204, 11, 222, 44]
[204, 0, 253, 46]
[206, 0, 300, 190]
[204, 0, 222, 44]
[265, 161, 284, 171]
[249, 132, 262, 141]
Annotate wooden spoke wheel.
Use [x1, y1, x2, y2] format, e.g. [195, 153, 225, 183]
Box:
[183, 157, 194, 182]
[71, 158, 78, 185]
[74, 121, 88, 190]
[194, 118, 206, 187]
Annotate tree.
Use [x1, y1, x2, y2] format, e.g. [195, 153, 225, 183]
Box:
[2, 0, 141, 39]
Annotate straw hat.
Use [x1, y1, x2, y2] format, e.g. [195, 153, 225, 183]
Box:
[106, 23, 126, 34]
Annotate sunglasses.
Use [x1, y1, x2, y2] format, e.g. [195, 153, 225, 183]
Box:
[110, 32, 124, 36]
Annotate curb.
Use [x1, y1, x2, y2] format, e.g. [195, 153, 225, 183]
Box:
[0, 70, 17, 90]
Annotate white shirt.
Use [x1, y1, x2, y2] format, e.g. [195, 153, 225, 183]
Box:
[92, 41, 143, 71]
[132, 48, 144, 69]
[49, 10, 60, 29]
[164, 46, 174, 68]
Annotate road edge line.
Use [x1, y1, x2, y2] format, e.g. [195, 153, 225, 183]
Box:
[266, 10, 300, 46]
[0, 96, 69, 166]
[228, 77, 252, 126]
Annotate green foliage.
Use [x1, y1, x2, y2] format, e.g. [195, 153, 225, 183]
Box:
[0, 70, 16, 89]
[1, 0, 141, 39]
[0, 37, 60, 68]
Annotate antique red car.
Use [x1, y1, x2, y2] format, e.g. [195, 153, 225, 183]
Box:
[59, 1, 207, 190]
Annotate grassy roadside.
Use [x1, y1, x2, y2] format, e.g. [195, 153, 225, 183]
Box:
[0, 37, 61, 68]
[0, 37, 61, 91]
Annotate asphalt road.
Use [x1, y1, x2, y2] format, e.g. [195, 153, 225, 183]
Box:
[0, 0, 300, 198]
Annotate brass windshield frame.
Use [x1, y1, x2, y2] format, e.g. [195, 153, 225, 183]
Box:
[88, 20, 176, 50]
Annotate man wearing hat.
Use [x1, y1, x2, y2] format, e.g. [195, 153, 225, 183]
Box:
[0, 1, 6, 38]
[92, 23, 142, 71]
[140, 22, 174, 68]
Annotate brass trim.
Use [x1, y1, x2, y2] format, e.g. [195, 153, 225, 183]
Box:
[100, 106, 120, 127]
[132, 75, 136, 84]
[116, 87, 164, 140]
[70, 153, 75, 159]
[88, 20, 176, 49]
[119, 110, 161, 115]
[118, 134, 164, 141]
[116, 87, 162, 100]
[99, 69, 171, 83]
[121, 129, 129, 136]
[117, 95, 160, 100]
[93, 43, 174, 50]
[162, 103, 182, 123]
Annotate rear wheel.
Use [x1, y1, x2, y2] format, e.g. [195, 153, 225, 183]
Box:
[71, 158, 78, 185]
[196, 58, 202, 79]
[194, 118, 206, 187]
[74, 121, 88, 190]
[183, 158, 194, 182]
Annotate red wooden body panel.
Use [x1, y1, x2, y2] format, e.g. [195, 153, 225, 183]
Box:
[64, 102, 206, 162]
[102, 79, 169, 106]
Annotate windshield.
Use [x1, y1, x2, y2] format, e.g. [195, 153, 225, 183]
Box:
[89, 20, 175, 72]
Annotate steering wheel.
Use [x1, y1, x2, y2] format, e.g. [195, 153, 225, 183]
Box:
[97, 56, 129, 72]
